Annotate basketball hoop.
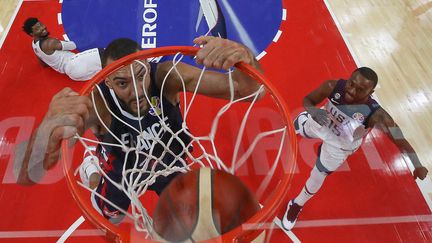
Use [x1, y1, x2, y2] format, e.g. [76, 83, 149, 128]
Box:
[61, 46, 297, 242]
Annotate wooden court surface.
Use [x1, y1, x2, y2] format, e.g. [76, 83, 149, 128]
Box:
[0, 0, 431, 242]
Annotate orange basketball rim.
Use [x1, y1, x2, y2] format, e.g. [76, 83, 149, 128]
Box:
[61, 46, 298, 242]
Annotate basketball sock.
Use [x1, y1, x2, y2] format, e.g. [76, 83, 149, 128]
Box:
[294, 166, 327, 206]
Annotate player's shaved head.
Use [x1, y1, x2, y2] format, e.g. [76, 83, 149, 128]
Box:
[353, 67, 378, 88]
[102, 38, 141, 67]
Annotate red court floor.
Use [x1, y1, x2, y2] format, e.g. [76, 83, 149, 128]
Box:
[0, 0, 431, 242]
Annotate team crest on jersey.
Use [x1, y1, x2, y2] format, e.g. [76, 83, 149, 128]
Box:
[149, 96, 162, 116]
[352, 112, 365, 123]
[334, 93, 341, 99]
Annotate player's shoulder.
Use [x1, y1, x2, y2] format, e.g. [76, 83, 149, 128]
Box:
[321, 79, 338, 91]
[368, 106, 395, 128]
[40, 37, 60, 51]
[41, 37, 59, 45]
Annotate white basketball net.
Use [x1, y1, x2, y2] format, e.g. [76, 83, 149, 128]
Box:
[72, 52, 288, 239]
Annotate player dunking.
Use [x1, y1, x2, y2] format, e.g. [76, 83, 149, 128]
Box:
[22, 17, 102, 81]
[15, 36, 263, 224]
[282, 67, 429, 230]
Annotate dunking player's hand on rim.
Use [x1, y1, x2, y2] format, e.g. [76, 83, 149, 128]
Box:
[193, 36, 257, 70]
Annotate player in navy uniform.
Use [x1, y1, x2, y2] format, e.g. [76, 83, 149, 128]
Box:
[15, 36, 263, 223]
[88, 38, 196, 223]
[281, 67, 429, 231]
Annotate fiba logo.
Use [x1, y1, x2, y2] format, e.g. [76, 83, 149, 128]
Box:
[352, 112, 365, 123]
[149, 96, 162, 116]
[61, 0, 283, 57]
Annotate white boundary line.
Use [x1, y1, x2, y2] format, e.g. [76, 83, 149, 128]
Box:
[246, 214, 432, 230]
[322, 0, 361, 66]
[256, 50, 267, 60]
[57, 216, 86, 243]
[57, 13, 63, 25]
[274, 217, 301, 242]
[0, 0, 24, 49]
[295, 214, 432, 227]
[0, 229, 103, 238]
[273, 30, 282, 42]
[323, 0, 432, 212]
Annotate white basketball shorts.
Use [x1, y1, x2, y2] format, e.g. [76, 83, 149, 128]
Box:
[294, 111, 359, 173]
[64, 48, 102, 81]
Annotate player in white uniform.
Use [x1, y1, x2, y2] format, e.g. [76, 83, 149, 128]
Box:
[22, 17, 102, 81]
[282, 67, 429, 230]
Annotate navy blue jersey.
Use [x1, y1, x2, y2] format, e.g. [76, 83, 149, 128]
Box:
[95, 62, 191, 185]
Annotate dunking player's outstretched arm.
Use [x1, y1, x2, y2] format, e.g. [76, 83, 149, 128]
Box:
[367, 108, 428, 180]
[301, 80, 337, 125]
[15, 88, 94, 185]
[156, 36, 264, 103]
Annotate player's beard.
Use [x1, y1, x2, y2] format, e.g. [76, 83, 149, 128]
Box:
[40, 31, 49, 38]
[118, 96, 147, 117]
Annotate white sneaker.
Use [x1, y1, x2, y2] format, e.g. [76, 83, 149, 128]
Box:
[281, 200, 303, 231]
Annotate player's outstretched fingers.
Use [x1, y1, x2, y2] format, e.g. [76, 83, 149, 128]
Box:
[47, 113, 85, 147]
[221, 52, 243, 71]
[43, 126, 78, 170]
[48, 95, 92, 124]
[193, 35, 214, 46]
[72, 96, 93, 121]
[43, 149, 61, 170]
[194, 36, 226, 66]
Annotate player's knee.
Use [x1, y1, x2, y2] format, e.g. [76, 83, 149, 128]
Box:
[293, 112, 309, 137]
[315, 157, 333, 175]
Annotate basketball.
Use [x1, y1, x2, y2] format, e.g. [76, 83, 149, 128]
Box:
[153, 167, 260, 242]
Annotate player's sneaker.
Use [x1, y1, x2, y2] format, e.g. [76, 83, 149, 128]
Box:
[281, 200, 302, 231]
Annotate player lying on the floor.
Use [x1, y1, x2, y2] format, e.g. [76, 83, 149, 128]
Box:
[22, 17, 103, 81]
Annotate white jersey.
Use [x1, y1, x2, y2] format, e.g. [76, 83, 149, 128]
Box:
[32, 39, 102, 81]
[322, 101, 368, 149]
[32, 39, 75, 74]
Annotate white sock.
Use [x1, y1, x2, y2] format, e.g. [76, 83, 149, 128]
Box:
[294, 166, 327, 206]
